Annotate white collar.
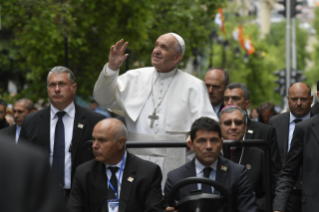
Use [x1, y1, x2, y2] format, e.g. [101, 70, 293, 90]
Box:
[50, 102, 75, 119]
[105, 151, 127, 170]
[155, 67, 178, 80]
[195, 158, 218, 175]
[289, 112, 310, 124]
[213, 102, 223, 113]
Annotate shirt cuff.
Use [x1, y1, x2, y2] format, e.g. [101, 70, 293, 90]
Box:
[103, 63, 119, 76]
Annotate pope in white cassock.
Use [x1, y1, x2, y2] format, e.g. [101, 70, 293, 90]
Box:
[94, 33, 218, 180]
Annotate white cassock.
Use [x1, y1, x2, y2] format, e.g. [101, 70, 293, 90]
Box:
[94, 64, 218, 184]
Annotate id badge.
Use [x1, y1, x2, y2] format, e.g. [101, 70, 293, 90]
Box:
[108, 200, 119, 212]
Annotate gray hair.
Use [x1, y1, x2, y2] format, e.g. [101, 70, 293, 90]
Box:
[174, 41, 182, 54]
[225, 83, 250, 101]
[16, 98, 34, 112]
[47, 66, 76, 85]
[114, 122, 128, 146]
[218, 106, 247, 124]
[207, 67, 230, 86]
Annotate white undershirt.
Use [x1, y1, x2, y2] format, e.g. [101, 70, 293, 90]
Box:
[288, 112, 310, 152]
[105, 151, 127, 199]
[195, 158, 218, 193]
[213, 102, 223, 114]
[50, 102, 75, 189]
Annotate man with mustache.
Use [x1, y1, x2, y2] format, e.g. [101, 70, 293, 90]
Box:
[19, 66, 105, 199]
[0, 98, 34, 143]
[219, 106, 267, 211]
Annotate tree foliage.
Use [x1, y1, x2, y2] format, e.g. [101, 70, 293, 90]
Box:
[1, 0, 225, 103]
[204, 5, 309, 107]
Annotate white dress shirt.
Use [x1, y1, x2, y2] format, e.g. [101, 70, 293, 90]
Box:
[195, 158, 218, 193]
[50, 102, 75, 189]
[213, 102, 223, 115]
[288, 112, 310, 152]
[15, 125, 21, 144]
[105, 151, 127, 199]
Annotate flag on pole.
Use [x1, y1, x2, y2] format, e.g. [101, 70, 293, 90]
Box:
[232, 26, 245, 49]
[245, 37, 255, 55]
[214, 8, 226, 34]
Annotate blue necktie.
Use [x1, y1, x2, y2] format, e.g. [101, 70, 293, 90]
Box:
[108, 166, 119, 199]
[202, 167, 213, 194]
[53, 111, 66, 187]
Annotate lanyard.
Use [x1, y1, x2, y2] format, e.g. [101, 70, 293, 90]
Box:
[106, 153, 125, 200]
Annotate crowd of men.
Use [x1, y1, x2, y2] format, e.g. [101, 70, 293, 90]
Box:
[0, 32, 317, 212]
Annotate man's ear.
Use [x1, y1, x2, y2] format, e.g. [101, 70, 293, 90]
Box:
[72, 83, 77, 94]
[117, 137, 126, 149]
[245, 100, 251, 110]
[187, 139, 194, 152]
[174, 53, 183, 64]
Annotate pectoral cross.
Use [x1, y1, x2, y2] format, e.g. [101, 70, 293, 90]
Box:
[148, 110, 159, 128]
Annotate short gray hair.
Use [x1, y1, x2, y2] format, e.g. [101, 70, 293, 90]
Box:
[16, 98, 34, 112]
[174, 41, 182, 54]
[218, 106, 247, 124]
[114, 122, 128, 144]
[47, 66, 76, 85]
[225, 83, 250, 101]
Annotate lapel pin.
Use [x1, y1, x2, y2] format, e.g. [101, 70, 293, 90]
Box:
[221, 166, 227, 171]
[247, 130, 253, 134]
[127, 177, 134, 182]
[78, 123, 84, 129]
[246, 164, 252, 170]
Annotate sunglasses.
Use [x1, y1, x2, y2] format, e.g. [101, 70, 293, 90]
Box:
[222, 120, 244, 126]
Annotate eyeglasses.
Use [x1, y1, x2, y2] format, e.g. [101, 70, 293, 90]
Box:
[221, 120, 244, 126]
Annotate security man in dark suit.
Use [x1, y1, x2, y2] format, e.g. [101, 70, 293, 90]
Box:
[0, 134, 66, 212]
[270, 83, 313, 212]
[165, 117, 258, 212]
[204, 67, 229, 114]
[223, 83, 282, 195]
[310, 79, 319, 115]
[67, 118, 163, 212]
[19, 66, 105, 198]
[0, 98, 34, 143]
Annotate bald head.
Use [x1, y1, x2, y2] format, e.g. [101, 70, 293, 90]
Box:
[94, 118, 128, 142]
[204, 68, 229, 106]
[288, 82, 313, 118]
[92, 118, 127, 164]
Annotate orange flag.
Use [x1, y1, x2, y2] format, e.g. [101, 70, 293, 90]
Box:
[214, 8, 226, 34]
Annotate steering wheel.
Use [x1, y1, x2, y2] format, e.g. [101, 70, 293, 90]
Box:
[167, 177, 232, 212]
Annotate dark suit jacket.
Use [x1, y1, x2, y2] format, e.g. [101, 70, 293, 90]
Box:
[0, 134, 66, 212]
[310, 101, 319, 115]
[67, 152, 163, 212]
[164, 156, 258, 212]
[240, 147, 266, 211]
[0, 124, 16, 143]
[19, 104, 105, 182]
[273, 115, 319, 212]
[245, 119, 282, 191]
[216, 102, 224, 114]
[269, 112, 313, 166]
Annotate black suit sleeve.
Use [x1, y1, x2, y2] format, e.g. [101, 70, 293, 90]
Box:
[267, 126, 282, 195]
[67, 170, 85, 212]
[236, 167, 259, 212]
[145, 165, 164, 212]
[273, 125, 303, 211]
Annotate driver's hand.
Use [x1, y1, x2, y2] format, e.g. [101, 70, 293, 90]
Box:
[166, 206, 177, 212]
